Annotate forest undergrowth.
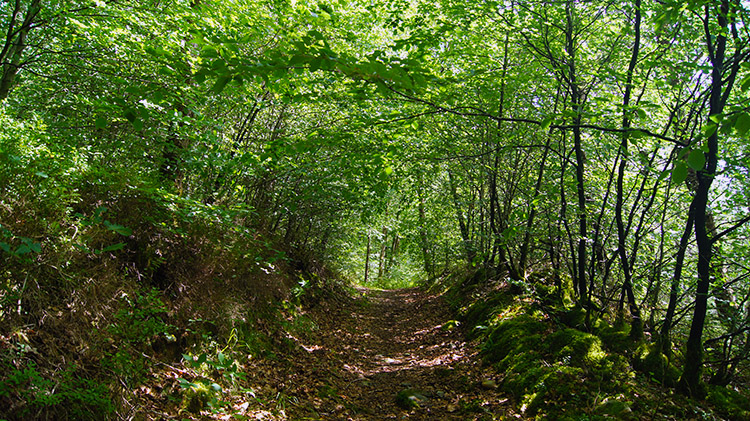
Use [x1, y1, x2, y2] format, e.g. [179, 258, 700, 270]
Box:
[1, 175, 748, 420]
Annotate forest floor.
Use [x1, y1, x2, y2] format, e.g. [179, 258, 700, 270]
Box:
[274, 286, 516, 420]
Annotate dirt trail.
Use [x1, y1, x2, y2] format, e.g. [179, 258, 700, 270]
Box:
[285, 287, 514, 420]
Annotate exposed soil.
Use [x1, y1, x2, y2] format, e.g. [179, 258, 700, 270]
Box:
[280, 287, 516, 420]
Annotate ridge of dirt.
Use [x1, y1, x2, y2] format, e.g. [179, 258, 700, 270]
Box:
[281, 287, 516, 420]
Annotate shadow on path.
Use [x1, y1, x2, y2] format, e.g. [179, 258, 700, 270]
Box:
[288, 287, 514, 420]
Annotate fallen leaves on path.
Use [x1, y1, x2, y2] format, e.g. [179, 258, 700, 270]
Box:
[280, 287, 516, 420]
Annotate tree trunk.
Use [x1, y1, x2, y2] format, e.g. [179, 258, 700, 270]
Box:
[565, 1, 588, 304]
[660, 198, 695, 357]
[520, 86, 561, 277]
[449, 171, 476, 264]
[417, 173, 434, 278]
[678, 0, 735, 398]
[364, 232, 371, 283]
[615, 0, 643, 340]
[0, 0, 41, 100]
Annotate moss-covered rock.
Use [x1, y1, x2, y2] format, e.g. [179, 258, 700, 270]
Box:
[633, 344, 679, 387]
[395, 388, 428, 409]
[482, 314, 547, 363]
[558, 305, 587, 329]
[182, 380, 212, 414]
[547, 328, 606, 366]
[595, 321, 633, 354]
[595, 398, 635, 420]
[462, 292, 513, 339]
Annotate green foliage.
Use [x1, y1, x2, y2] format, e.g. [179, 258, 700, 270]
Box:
[0, 362, 113, 420]
[0, 0, 749, 417]
[109, 288, 171, 343]
[104, 288, 173, 386]
[707, 385, 750, 419]
[177, 346, 250, 414]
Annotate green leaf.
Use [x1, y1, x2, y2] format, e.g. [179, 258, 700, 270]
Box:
[95, 117, 107, 129]
[735, 113, 750, 136]
[540, 116, 553, 131]
[740, 74, 750, 92]
[309, 57, 324, 72]
[131, 118, 143, 131]
[196, 353, 207, 365]
[703, 123, 718, 138]
[0, 242, 10, 253]
[672, 161, 688, 184]
[35, 171, 48, 178]
[629, 129, 645, 139]
[124, 109, 137, 123]
[104, 221, 132, 236]
[98, 243, 125, 253]
[687, 149, 705, 170]
[211, 76, 231, 94]
[29, 242, 41, 253]
[210, 383, 222, 392]
[74, 244, 91, 253]
[177, 378, 193, 389]
[15, 244, 31, 255]
[201, 46, 219, 58]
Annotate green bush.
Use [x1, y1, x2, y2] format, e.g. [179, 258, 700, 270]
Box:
[0, 362, 113, 420]
[104, 287, 173, 385]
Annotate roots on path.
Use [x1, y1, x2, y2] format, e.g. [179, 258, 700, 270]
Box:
[282, 287, 514, 420]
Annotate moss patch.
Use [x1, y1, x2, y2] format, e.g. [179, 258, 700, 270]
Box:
[707, 385, 750, 419]
[633, 344, 679, 387]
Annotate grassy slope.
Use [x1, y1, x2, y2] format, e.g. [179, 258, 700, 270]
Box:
[0, 171, 343, 419]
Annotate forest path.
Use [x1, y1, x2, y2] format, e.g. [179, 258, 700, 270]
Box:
[284, 287, 514, 420]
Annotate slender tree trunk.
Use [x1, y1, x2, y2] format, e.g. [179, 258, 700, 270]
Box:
[660, 199, 695, 357]
[488, 32, 514, 276]
[520, 87, 561, 276]
[449, 171, 476, 264]
[565, 1, 588, 304]
[386, 234, 399, 275]
[378, 222, 388, 280]
[615, 0, 643, 340]
[364, 232, 371, 283]
[679, 0, 735, 397]
[0, 0, 41, 100]
[417, 173, 434, 278]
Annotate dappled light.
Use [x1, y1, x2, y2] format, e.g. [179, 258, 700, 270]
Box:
[302, 287, 512, 418]
[1, 0, 749, 419]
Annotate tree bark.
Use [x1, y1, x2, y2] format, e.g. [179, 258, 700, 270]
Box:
[449, 171, 476, 264]
[565, 0, 588, 304]
[678, 0, 736, 398]
[0, 0, 41, 100]
[615, 0, 643, 340]
[364, 232, 371, 283]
